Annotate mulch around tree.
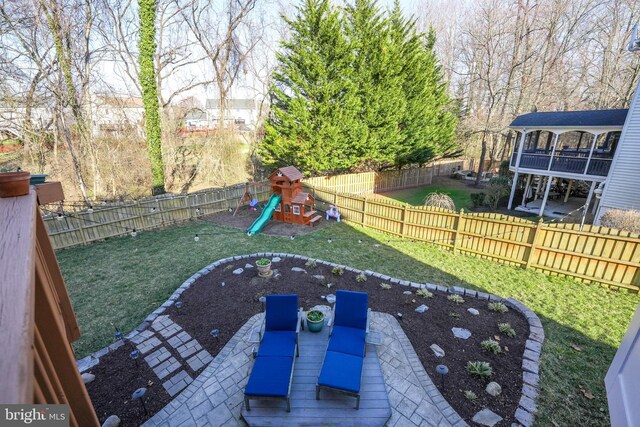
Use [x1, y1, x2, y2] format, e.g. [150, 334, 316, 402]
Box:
[87, 256, 528, 426]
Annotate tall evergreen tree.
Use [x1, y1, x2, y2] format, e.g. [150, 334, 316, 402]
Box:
[260, 0, 458, 175]
[260, 0, 365, 175]
[346, 0, 406, 170]
[138, 0, 165, 195]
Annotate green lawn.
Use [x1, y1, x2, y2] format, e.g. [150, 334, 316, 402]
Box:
[57, 219, 638, 426]
[375, 177, 482, 209]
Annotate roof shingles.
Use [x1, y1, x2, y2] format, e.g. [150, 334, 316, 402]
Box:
[509, 109, 628, 129]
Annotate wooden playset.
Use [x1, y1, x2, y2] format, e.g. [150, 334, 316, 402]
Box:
[268, 166, 322, 226]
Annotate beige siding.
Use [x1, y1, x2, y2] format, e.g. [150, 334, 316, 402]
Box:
[596, 87, 640, 223]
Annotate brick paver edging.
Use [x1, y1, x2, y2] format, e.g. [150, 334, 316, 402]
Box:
[77, 252, 544, 426]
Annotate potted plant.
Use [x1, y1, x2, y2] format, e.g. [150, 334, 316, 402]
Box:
[255, 258, 272, 277]
[306, 310, 325, 332]
[0, 168, 31, 198]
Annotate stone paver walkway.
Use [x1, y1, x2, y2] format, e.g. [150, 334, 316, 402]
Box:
[142, 312, 465, 427]
[130, 315, 213, 397]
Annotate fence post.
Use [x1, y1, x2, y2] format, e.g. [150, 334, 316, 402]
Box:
[525, 218, 544, 269]
[453, 209, 464, 252]
[400, 204, 408, 238]
[362, 198, 367, 226]
[78, 218, 88, 246]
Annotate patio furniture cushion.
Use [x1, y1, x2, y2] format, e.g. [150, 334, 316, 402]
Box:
[245, 356, 294, 397]
[258, 331, 297, 358]
[333, 290, 368, 330]
[328, 326, 366, 357]
[317, 351, 363, 394]
[265, 294, 299, 331]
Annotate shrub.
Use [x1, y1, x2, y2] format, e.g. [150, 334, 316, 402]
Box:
[225, 264, 234, 270]
[305, 259, 317, 268]
[380, 283, 392, 290]
[448, 294, 465, 304]
[332, 267, 344, 276]
[470, 192, 486, 208]
[423, 192, 456, 211]
[464, 390, 477, 401]
[498, 160, 512, 177]
[480, 339, 502, 354]
[466, 361, 493, 379]
[488, 302, 509, 313]
[498, 323, 516, 338]
[600, 209, 640, 234]
[356, 273, 367, 282]
[485, 176, 511, 210]
[417, 288, 433, 298]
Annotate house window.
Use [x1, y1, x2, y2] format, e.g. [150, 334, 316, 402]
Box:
[285, 205, 290, 213]
[292, 205, 300, 215]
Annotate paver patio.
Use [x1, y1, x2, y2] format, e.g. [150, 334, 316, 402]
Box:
[142, 312, 466, 427]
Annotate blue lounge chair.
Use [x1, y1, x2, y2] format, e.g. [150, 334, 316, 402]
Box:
[316, 290, 369, 409]
[244, 294, 301, 412]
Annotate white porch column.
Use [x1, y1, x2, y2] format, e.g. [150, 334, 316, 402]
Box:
[539, 176, 554, 217]
[564, 179, 573, 203]
[547, 133, 560, 171]
[580, 181, 597, 230]
[521, 174, 532, 206]
[584, 133, 599, 174]
[508, 130, 528, 209]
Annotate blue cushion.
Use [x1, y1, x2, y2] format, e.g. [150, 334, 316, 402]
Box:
[245, 356, 293, 397]
[317, 351, 363, 394]
[265, 294, 299, 331]
[334, 290, 368, 330]
[328, 326, 366, 357]
[258, 331, 297, 357]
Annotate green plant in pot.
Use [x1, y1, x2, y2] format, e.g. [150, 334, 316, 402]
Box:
[255, 258, 272, 277]
[306, 310, 325, 332]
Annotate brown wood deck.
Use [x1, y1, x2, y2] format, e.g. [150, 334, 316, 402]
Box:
[241, 325, 391, 426]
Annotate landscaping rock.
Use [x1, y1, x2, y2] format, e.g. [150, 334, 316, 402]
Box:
[415, 304, 429, 313]
[472, 409, 503, 427]
[291, 267, 306, 273]
[102, 415, 121, 427]
[485, 381, 502, 397]
[313, 275, 325, 281]
[467, 308, 480, 315]
[452, 327, 472, 339]
[430, 344, 445, 358]
[326, 294, 336, 304]
[403, 291, 412, 295]
[245, 263, 254, 269]
[272, 257, 281, 262]
[515, 408, 534, 427]
[81, 373, 95, 384]
[220, 282, 225, 287]
[232, 268, 244, 275]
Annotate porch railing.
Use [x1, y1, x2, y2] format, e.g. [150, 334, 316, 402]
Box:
[512, 151, 612, 176]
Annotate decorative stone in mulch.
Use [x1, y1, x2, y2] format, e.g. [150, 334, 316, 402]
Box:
[467, 308, 480, 315]
[313, 275, 325, 280]
[232, 268, 243, 275]
[472, 408, 503, 426]
[452, 327, 472, 339]
[430, 344, 445, 358]
[415, 304, 429, 313]
[291, 267, 306, 272]
[486, 381, 502, 397]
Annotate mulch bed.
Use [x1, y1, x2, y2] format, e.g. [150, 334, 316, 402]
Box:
[87, 256, 528, 426]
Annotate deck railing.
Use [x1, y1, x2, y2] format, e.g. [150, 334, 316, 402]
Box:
[0, 187, 99, 425]
[513, 150, 613, 176]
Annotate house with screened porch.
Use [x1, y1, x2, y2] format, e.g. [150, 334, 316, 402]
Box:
[506, 108, 632, 221]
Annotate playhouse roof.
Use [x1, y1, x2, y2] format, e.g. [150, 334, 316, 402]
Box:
[270, 166, 305, 181]
[291, 192, 311, 204]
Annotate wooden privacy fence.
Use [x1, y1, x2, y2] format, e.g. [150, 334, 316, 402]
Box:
[44, 183, 272, 249]
[303, 167, 433, 195]
[305, 185, 640, 291]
